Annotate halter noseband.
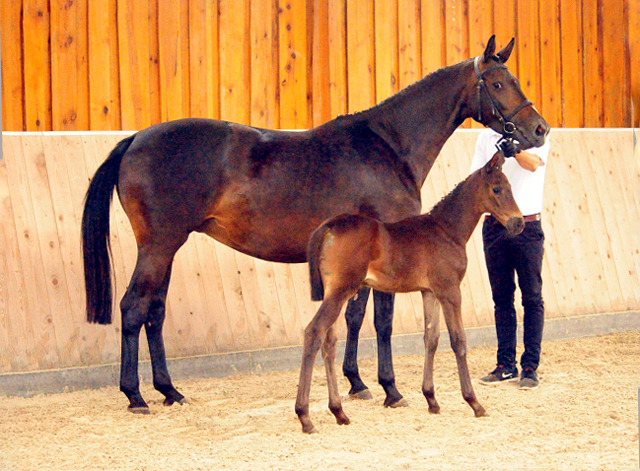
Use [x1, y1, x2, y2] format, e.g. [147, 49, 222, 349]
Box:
[474, 56, 533, 136]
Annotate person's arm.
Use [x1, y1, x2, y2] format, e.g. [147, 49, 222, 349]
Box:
[514, 149, 545, 172]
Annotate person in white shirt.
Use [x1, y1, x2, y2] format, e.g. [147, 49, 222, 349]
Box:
[470, 128, 550, 390]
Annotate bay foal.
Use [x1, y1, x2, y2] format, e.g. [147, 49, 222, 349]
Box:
[296, 153, 524, 433]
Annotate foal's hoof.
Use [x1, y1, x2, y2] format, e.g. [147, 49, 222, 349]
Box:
[386, 398, 409, 408]
[348, 389, 373, 401]
[474, 405, 487, 418]
[128, 406, 150, 415]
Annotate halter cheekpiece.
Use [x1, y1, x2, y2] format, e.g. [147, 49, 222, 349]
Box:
[474, 56, 533, 137]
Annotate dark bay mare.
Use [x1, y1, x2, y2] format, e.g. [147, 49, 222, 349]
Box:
[297, 153, 523, 433]
[82, 36, 548, 413]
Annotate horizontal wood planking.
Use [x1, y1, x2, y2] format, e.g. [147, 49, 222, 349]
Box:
[1, 129, 638, 374]
[3, 0, 640, 132]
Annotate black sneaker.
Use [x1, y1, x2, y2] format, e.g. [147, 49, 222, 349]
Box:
[519, 368, 539, 390]
[479, 365, 519, 385]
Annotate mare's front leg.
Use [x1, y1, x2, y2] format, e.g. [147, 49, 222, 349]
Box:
[440, 289, 486, 417]
[296, 294, 349, 434]
[373, 290, 406, 408]
[421, 291, 441, 414]
[343, 287, 373, 399]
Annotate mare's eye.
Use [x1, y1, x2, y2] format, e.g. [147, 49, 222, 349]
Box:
[492, 187, 502, 195]
[493, 82, 503, 90]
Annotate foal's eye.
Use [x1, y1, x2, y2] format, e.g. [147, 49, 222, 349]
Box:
[492, 187, 502, 195]
[493, 82, 503, 90]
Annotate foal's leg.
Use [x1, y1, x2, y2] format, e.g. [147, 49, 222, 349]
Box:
[373, 290, 406, 408]
[421, 291, 441, 414]
[439, 290, 486, 417]
[145, 262, 187, 406]
[343, 287, 373, 399]
[296, 294, 348, 434]
[322, 325, 350, 426]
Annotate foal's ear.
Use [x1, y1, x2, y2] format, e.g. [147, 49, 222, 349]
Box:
[482, 35, 497, 63]
[485, 152, 505, 174]
[496, 38, 515, 63]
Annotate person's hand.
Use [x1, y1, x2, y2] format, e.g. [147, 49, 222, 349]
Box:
[498, 138, 519, 158]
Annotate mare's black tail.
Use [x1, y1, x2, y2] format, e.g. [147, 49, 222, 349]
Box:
[82, 135, 135, 324]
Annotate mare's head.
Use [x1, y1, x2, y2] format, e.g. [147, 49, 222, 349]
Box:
[472, 36, 549, 150]
[479, 153, 524, 235]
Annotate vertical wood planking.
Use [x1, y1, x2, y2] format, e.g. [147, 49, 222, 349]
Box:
[445, 0, 469, 126]
[398, 0, 421, 90]
[492, 0, 518, 74]
[602, 0, 629, 126]
[1, 1, 25, 131]
[23, 0, 52, 131]
[158, 0, 191, 122]
[50, 0, 89, 130]
[516, 1, 541, 115]
[560, 0, 585, 127]
[581, 0, 603, 127]
[328, 0, 347, 118]
[117, 0, 152, 130]
[219, 0, 251, 124]
[148, 0, 162, 126]
[374, 0, 399, 103]
[467, 0, 493, 128]
[311, 0, 332, 127]
[346, 0, 376, 113]
[630, 1, 640, 127]
[420, 0, 446, 76]
[538, 0, 562, 127]
[88, 0, 121, 130]
[251, 0, 279, 127]
[278, 0, 310, 129]
[190, 0, 220, 120]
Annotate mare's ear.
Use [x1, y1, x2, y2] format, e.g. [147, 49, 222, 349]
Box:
[482, 35, 496, 63]
[485, 152, 505, 174]
[496, 38, 515, 63]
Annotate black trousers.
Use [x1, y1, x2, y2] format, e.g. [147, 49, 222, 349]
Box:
[482, 216, 545, 371]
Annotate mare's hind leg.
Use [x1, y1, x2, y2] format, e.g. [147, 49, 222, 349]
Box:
[145, 262, 186, 406]
[421, 291, 441, 414]
[373, 290, 406, 408]
[119, 246, 182, 413]
[343, 287, 373, 399]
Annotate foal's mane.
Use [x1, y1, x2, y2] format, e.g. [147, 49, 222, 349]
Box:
[428, 171, 474, 217]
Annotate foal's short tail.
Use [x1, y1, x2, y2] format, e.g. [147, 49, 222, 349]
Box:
[307, 223, 330, 302]
[82, 135, 135, 324]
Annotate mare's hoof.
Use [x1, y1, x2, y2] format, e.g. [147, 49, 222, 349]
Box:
[128, 406, 150, 415]
[164, 397, 190, 407]
[428, 406, 441, 414]
[349, 389, 373, 401]
[386, 398, 409, 408]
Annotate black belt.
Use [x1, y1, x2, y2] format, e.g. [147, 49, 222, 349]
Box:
[486, 213, 540, 223]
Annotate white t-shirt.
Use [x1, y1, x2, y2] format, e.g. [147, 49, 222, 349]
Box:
[469, 129, 550, 217]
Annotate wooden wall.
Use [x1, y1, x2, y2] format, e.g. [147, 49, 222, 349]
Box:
[2, 0, 640, 132]
[1, 129, 639, 374]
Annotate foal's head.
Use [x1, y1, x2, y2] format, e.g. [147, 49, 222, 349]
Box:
[480, 154, 524, 235]
[473, 36, 550, 150]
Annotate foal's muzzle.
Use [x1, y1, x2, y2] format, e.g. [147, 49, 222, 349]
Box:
[506, 216, 525, 236]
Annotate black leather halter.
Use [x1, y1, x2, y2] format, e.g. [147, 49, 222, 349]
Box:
[474, 56, 533, 136]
